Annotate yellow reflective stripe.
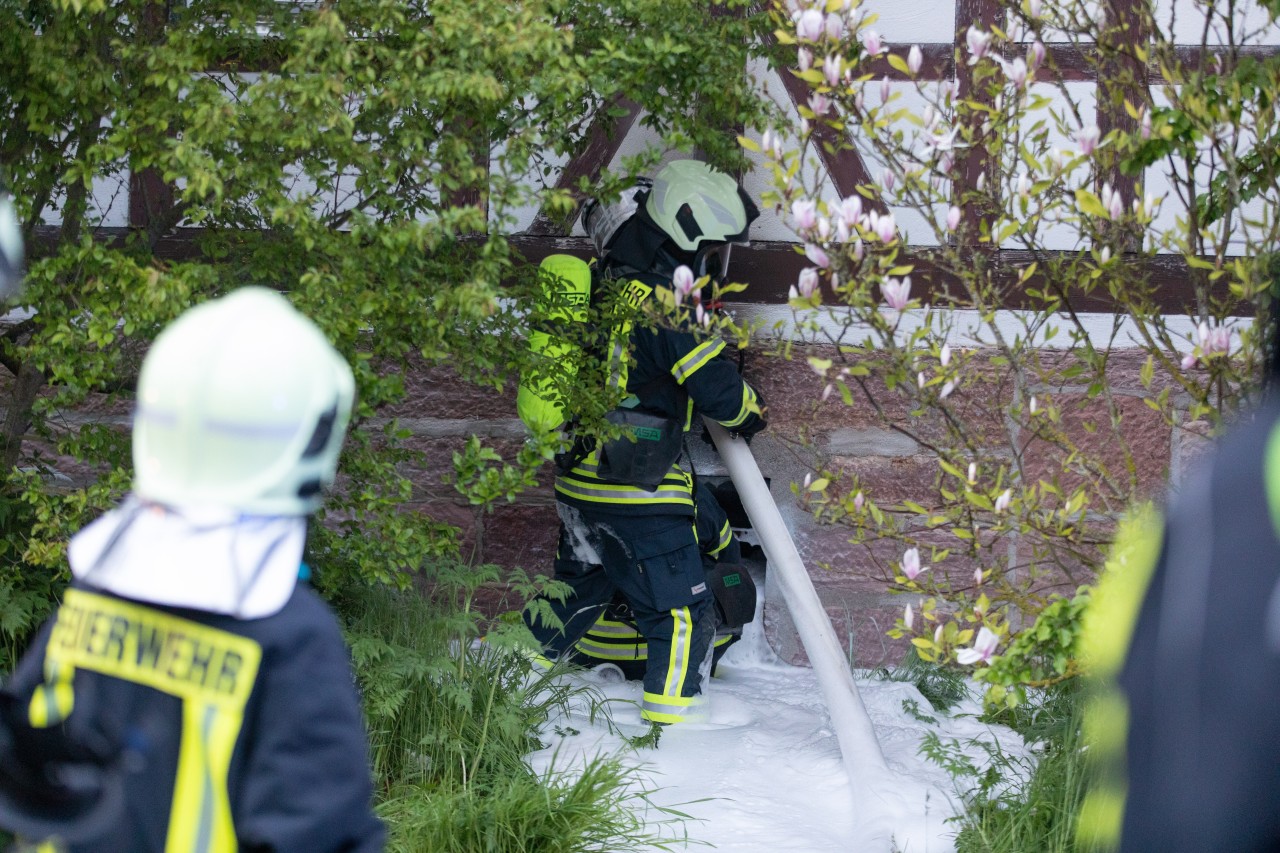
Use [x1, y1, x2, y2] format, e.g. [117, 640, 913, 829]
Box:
[707, 519, 733, 558]
[607, 281, 654, 390]
[46, 590, 262, 705]
[586, 620, 643, 637]
[167, 700, 241, 853]
[555, 479, 695, 507]
[663, 607, 693, 698]
[41, 590, 260, 853]
[574, 639, 646, 660]
[671, 338, 726, 385]
[720, 383, 758, 429]
[641, 691, 695, 724]
[713, 633, 735, 648]
[28, 660, 74, 729]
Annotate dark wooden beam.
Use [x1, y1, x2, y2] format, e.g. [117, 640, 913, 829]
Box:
[34, 226, 1242, 317]
[523, 96, 644, 237]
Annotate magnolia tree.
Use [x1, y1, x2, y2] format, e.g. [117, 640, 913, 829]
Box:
[761, 0, 1280, 704]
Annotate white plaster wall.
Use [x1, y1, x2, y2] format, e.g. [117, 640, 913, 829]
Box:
[1154, 0, 1280, 45]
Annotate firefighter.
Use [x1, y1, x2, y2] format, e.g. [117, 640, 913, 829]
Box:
[568, 481, 758, 680]
[0, 287, 385, 851]
[1111, 396, 1280, 852]
[523, 160, 767, 726]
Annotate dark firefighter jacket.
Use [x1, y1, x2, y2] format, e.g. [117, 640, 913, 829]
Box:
[554, 277, 764, 515]
[1116, 399, 1280, 852]
[0, 580, 384, 853]
[1077, 398, 1280, 852]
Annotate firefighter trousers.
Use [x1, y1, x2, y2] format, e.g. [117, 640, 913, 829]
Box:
[526, 504, 716, 724]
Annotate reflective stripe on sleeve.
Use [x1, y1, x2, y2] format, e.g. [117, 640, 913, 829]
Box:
[719, 383, 759, 429]
[671, 339, 726, 385]
[707, 519, 734, 558]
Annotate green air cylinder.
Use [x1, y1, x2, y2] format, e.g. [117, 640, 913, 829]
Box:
[517, 254, 592, 435]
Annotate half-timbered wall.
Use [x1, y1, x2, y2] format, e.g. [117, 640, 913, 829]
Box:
[29, 0, 1280, 665]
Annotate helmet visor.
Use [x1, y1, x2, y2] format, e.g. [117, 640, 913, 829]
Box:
[697, 243, 733, 283]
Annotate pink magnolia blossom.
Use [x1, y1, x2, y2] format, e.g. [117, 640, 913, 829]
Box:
[881, 276, 911, 310]
[1017, 171, 1030, 198]
[695, 302, 706, 327]
[672, 265, 696, 302]
[908, 44, 924, 75]
[1181, 352, 1198, 370]
[852, 237, 864, 262]
[853, 491, 865, 511]
[1199, 322, 1231, 356]
[1028, 40, 1046, 71]
[841, 194, 863, 224]
[1028, 0, 1043, 18]
[791, 198, 818, 232]
[804, 242, 831, 268]
[940, 380, 956, 399]
[809, 92, 831, 117]
[966, 26, 992, 64]
[946, 205, 962, 231]
[823, 54, 842, 86]
[1004, 57, 1028, 87]
[816, 216, 831, 240]
[973, 567, 984, 586]
[821, 383, 834, 400]
[875, 212, 897, 243]
[995, 488, 1012, 513]
[901, 547, 926, 581]
[1077, 124, 1101, 156]
[797, 47, 813, 72]
[968, 462, 977, 484]
[904, 604, 915, 630]
[879, 75, 891, 103]
[881, 169, 896, 191]
[956, 626, 1000, 665]
[796, 267, 819, 298]
[862, 29, 884, 56]
[825, 12, 843, 40]
[836, 217, 851, 242]
[941, 343, 952, 367]
[934, 624, 944, 644]
[918, 371, 927, 389]
[1141, 108, 1152, 139]
[796, 8, 825, 41]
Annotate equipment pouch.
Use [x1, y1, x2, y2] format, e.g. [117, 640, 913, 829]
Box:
[706, 563, 757, 630]
[595, 407, 684, 491]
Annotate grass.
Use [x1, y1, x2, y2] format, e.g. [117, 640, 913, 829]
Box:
[335, 579, 690, 853]
[874, 650, 1106, 853]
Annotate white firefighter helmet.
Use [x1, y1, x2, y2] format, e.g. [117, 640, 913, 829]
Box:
[644, 160, 757, 281]
[0, 189, 24, 301]
[132, 286, 354, 515]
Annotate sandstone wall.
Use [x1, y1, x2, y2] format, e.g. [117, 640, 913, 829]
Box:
[382, 337, 1203, 669]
